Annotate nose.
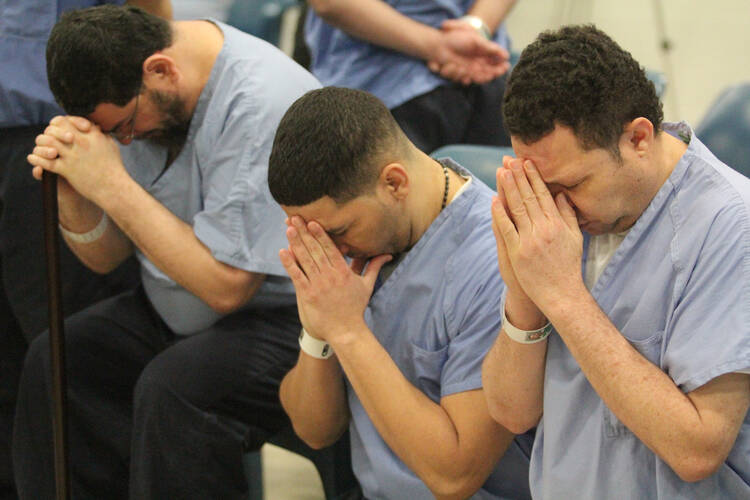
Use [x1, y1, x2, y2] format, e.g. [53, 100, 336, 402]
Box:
[117, 136, 133, 146]
[337, 243, 350, 256]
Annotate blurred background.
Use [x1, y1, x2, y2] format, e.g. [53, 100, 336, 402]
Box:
[172, 0, 750, 127]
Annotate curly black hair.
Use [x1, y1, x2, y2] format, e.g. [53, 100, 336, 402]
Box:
[47, 5, 172, 116]
[503, 24, 663, 158]
[268, 87, 411, 207]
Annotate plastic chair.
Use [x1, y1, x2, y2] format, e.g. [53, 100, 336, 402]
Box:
[431, 144, 515, 189]
[244, 427, 358, 500]
[695, 83, 750, 178]
[226, 0, 299, 46]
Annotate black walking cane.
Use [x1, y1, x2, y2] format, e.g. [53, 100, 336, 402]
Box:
[41, 170, 71, 500]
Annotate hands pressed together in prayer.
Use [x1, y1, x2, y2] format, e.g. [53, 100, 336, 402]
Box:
[26, 115, 129, 208]
[427, 19, 510, 85]
[279, 216, 392, 344]
[491, 156, 585, 324]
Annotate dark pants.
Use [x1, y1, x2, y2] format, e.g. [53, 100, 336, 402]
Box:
[13, 287, 300, 500]
[390, 75, 511, 154]
[0, 126, 139, 500]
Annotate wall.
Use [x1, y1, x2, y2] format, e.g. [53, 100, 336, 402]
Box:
[505, 0, 750, 125]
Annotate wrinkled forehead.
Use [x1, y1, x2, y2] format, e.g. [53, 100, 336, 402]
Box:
[510, 127, 590, 181]
[281, 196, 353, 231]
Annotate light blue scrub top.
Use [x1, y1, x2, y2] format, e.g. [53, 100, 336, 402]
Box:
[305, 0, 510, 109]
[348, 160, 534, 500]
[530, 122, 750, 499]
[0, 0, 125, 127]
[120, 22, 320, 334]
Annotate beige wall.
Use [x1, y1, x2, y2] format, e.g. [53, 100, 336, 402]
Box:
[505, 0, 750, 125]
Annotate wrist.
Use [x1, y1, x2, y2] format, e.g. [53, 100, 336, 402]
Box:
[299, 328, 334, 360]
[459, 15, 491, 39]
[327, 319, 369, 351]
[502, 305, 552, 344]
[504, 293, 546, 330]
[59, 211, 108, 244]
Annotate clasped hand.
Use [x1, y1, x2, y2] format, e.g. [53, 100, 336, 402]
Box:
[279, 216, 391, 344]
[427, 20, 510, 85]
[27, 115, 127, 206]
[491, 157, 584, 318]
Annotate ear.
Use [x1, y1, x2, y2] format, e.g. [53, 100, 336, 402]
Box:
[378, 163, 409, 201]
[622, 117, 654, 158]
[141, 53, 180, 89]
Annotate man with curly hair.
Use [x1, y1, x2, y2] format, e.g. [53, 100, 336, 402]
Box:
[482, 25, 750, 498]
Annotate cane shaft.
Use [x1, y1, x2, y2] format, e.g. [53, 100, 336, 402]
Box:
[42, 171, 71, 500]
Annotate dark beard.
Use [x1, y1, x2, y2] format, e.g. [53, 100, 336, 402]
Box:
[140, 89, 192, 152]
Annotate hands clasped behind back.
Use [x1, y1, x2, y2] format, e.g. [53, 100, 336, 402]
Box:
[27, 115, 129, 207]
[279, 216, 391, 344]
[491, 156, 584, 321]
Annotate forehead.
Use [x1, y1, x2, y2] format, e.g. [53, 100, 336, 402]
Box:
[281, 195, 370, 230]
[511, 126, 595, 182]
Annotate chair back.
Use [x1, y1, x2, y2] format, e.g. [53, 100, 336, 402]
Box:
[431, 144, 515, 189]
[695, 83, 750, 178]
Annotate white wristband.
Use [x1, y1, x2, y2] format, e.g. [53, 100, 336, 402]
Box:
[502, 306, 553, 344]
[59, 212, 109, 244]
[459, 15, 492, 40]
[298, 328, 334, 359]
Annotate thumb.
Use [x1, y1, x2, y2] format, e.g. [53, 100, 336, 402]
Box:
[362, 254, 392, 288]
[68, 116, 93, 132]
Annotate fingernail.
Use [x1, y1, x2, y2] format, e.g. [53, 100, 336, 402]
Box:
[524, 160, 535, 171]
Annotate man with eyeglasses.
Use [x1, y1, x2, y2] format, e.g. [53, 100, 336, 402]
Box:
[15, 5, 320, 499]
[0, 2, 170, 500]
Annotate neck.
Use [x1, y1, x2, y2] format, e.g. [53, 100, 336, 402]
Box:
[654, 130, 688, 189]
[166, 21, 224, 116]
[406, 151, 467, 247]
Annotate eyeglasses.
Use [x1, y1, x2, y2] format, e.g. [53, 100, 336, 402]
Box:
[109, 92, 140, 142]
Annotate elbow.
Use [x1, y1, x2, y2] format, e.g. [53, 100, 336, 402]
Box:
[206, 272, 264, 314]
[486, 399, 539, 435]
[288, 415, 347, 450]
[292, 423, 341, 451]
[207, 293, 244, 315]
[425, 470, 486, 500]
[670, 452, 725, 483]
[307, 0, 341, 18]
[84, 257, 120, 275]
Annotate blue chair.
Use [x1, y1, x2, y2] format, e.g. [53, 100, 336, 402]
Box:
[431, 144, 515, 189]
[226, 0, 299, 46]
[695, 83, 750, 178]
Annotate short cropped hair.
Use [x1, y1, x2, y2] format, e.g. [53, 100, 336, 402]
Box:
[47, 5, 172, 115]
[503, 25, 663, 157]
[268, 87, 411, 207]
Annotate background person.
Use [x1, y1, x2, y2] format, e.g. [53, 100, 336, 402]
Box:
[304, 0, 517, 153]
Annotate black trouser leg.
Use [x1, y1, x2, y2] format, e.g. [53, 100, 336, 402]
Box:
[129, 306, 300, 500]
[13, 289, 171, 500]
